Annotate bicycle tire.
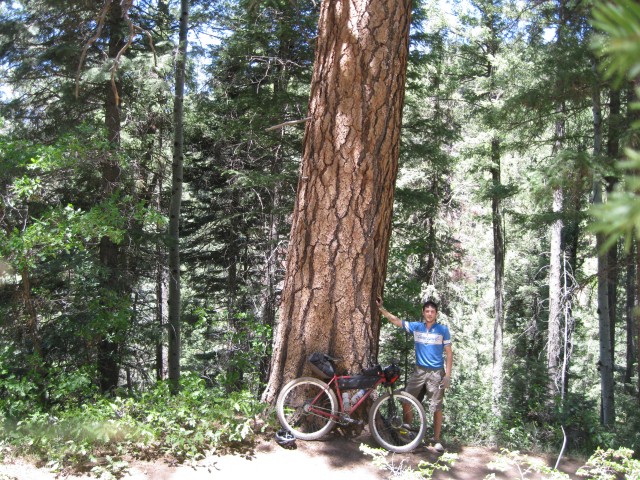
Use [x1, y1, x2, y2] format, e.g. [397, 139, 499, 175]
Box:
[368, 390, 427, 453]
[276, 376, 338, 440]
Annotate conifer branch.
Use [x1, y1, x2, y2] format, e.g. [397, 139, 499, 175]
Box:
[265, 117, 311, 131]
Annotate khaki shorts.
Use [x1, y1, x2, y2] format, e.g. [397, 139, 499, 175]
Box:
[404, 366, 445, 413]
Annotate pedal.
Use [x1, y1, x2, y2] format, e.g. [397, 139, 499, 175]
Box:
[339, 414, 364, 425]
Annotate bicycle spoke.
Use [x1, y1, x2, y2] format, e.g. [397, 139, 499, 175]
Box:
[369, 392, 426, 453]
[276, 377, 337, 440]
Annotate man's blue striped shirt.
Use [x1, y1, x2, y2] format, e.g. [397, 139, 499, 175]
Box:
[402, 321, 451, 369]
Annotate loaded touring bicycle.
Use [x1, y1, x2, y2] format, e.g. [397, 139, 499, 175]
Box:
[276, 353, 427, 453]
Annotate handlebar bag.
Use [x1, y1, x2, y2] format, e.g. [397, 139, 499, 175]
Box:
[383, 364, 400, 383]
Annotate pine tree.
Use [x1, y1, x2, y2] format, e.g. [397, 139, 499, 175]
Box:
[263, 0, 412, 404]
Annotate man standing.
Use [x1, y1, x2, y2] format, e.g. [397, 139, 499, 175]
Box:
[377, 297, 453, 452]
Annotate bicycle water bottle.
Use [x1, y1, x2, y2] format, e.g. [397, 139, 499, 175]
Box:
[351, 389, 366, 404]
[342, 392, 350, 410]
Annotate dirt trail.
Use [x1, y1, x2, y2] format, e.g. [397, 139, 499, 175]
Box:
[0, 431, 586, 480]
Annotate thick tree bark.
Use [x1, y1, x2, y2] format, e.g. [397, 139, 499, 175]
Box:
[262, 0, 411, 404]
[167, 0, 189, 393]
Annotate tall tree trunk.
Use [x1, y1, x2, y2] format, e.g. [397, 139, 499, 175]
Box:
[98, 0, 126, 392]
[624, 241, 635, 391]
[259, 152, 285, 388]
[637, 246, 640, 405]
[607, 86, 622, 374]
[491, 137, 504, 416]
[547, 0, 568, 404]
[155, 254, 168, 381]
[631, 79, 640, 405]
[561, 174, 583, 398]
[262, 0, 411, 404]
[593, 66, 615, 426]
[257, 13, 294, 388]
[595, 181, 615, 426]
[637, 244, 640, 405]
[548, 184, 564, 399]
[156, 163, 168, 382]
[547, 109, 566, 401]
[167, 0, 189, 392]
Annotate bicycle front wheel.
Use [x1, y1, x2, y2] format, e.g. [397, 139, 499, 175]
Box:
[276, 377, 338, 441]
[368, 391, 427, 453]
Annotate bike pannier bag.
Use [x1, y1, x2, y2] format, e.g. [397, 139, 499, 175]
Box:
[337, 375, 379, 390]
[383, 364, 400, 383]
[308, 352, 335, 379]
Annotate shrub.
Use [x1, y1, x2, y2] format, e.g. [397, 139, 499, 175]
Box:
[0, 371, 269, 476]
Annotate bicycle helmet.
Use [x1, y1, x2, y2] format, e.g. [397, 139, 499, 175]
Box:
[275, 428, 296, 447]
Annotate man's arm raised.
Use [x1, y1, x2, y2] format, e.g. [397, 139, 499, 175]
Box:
[376, 297, 403, 328]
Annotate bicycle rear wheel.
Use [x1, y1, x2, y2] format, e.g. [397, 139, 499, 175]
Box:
[276, 377, 338, 440]
[368, 391, 427, 453]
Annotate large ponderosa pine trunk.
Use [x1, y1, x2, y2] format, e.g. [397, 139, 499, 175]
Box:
[262, 0, 411, 403]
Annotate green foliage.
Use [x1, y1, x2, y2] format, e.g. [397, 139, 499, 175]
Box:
[485, 448, 571, 480]
[181, 307, 273, 396]
[577, 447, 640, 480]
[1, 372, 268, 475]
[590, 150, 640, 252]
[0, 348, 41, 419]
[590, 0, 640, 249]
[0, 135, 166, 269]
[559, 393, 603, 453]
[445, 370, 496, 445]
[591, 0, 640, 84]
[359, 443, 458, 479]
[363, 445, 640, 480]
[0, 344, 98, 418]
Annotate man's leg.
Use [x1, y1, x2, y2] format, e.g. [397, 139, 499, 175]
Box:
[424, 369, 445, 451]
[403, 368, 427, 425]
[433, 409, 443, 441]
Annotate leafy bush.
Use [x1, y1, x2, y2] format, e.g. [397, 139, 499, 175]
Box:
[444, 369, 496, 445]
[1, 371, 269, 476]
[577, 447, 640, 480]
[360, 443, 458, 479]
[486, 448, 570, 480]
[613, 392, 640, 453]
